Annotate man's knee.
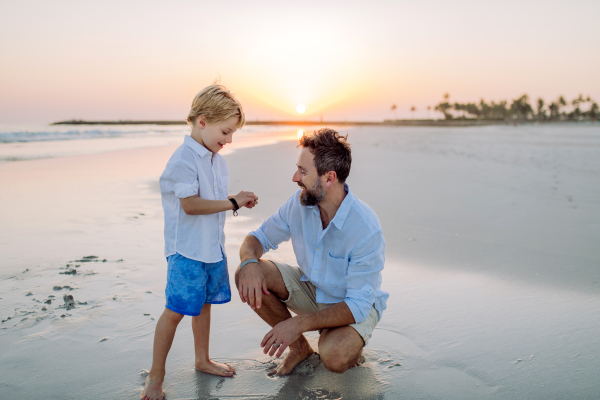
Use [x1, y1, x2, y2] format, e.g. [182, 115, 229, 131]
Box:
[319, 327, 363, 374]
[236, 259, 287, 295]
[321, 352, 349, 374]
[234, 259, 266, 290]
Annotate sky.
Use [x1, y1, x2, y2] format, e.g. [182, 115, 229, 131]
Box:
[1, 0, 599, 123]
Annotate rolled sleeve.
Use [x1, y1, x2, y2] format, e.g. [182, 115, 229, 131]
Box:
[344, 231, 385, 323]
[162, 160, 200, 199]
[249, 195, 294, 254]
[174, 181, 199, 199]
[249, 226, 279, 254]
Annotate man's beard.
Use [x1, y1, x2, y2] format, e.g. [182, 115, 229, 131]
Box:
[298, 178, 326, 206]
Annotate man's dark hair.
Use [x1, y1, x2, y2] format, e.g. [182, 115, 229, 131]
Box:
[298, 128, 352, 182]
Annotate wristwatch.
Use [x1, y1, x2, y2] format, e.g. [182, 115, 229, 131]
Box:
[229, 198, 239, 216]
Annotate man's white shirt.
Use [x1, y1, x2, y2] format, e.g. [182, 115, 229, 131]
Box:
[250, 185, 388, 323]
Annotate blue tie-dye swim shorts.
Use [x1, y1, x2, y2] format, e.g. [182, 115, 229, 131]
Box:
[165, 252, 231, 316]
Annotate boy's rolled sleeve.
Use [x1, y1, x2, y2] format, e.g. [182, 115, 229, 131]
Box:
[344, 231, 385, 323]
[174, 181, 199, 199]
[162, 159, 200, 199]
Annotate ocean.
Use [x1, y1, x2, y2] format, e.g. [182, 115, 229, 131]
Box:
[0, 124, 191, 144]
[0, 123, 298, 162]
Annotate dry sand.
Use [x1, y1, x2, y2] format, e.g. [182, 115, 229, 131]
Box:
[0, 124, 599, 399]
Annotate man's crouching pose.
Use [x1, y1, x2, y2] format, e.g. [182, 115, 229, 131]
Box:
[235, 128, 388, 375]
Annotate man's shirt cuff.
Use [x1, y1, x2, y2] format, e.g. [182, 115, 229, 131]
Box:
[249, 229, 277, 254]
[344, 284, 374, 323]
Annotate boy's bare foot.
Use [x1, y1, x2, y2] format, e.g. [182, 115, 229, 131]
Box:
[195, 359, 236, 377]
[268, 341, 314, 376]
[141, 374, 164, 400]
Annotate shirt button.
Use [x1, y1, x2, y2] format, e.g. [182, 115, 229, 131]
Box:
[313, 270, 316, 273]
[317, 247, 320, 250]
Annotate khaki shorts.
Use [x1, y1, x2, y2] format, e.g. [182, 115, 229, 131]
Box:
[270, 260, 379, 346]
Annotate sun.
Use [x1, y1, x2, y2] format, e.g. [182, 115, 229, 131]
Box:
[296, 104, 306, 114]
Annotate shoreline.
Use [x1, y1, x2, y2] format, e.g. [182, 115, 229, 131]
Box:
[0, 125, 299, 163]
[50, 119, 598, 127]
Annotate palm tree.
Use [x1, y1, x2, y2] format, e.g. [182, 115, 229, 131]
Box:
[410, 106, 417, 119]
[558, 96, 567, 119]
[510, 94, 533, 120]
[435, 93, 453, 120]
[571, 94, 585, 120]
[590, 102, 599, 122]
[479, 99, 491, 119]
[390, 104, 397, 120]
[536, 98, 545, 120]
[435, 102, 452, 120]
[548, 102, 559, 120]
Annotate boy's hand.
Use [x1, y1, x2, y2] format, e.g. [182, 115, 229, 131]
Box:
[234, 191, 258, 209]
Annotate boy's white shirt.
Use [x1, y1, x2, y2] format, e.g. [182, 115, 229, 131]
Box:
[159, 135, 229, 263]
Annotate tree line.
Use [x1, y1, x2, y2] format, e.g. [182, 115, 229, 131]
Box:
[428, 93, 598, 121]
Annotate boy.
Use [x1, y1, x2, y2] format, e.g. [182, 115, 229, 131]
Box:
[143, 85, 258, 400]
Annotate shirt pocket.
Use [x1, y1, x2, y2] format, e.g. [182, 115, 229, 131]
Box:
[325, 253, 348, 288]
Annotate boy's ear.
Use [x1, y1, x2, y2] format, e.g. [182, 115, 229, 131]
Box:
[196, 115, 206, 128]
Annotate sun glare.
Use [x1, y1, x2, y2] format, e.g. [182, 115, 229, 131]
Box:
[296, 104, 306, 114]
[297, 129, 304, 140]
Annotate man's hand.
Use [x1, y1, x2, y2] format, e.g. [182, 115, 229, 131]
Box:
[261, 317, 303, 358]
[237, 262, 269, 309]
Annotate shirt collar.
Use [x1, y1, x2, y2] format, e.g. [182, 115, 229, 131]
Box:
[330, 183, 354, 230]
[184, 135, 211, 158]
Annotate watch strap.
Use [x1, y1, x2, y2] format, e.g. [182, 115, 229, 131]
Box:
[229, 198, 239, 216]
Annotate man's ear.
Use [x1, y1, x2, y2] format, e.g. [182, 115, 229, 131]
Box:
[325, 171, 337, 187]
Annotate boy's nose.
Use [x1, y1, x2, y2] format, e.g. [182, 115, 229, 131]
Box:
[226, 135, 233, 144]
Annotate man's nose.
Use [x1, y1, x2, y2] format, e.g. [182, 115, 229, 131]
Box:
[292, 170, 300, 182]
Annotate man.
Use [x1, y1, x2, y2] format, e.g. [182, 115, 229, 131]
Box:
[235, 128, 388, 375]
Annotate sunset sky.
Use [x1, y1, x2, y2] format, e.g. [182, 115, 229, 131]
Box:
[1, 0, 599, 123]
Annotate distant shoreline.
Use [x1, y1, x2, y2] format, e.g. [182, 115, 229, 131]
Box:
[50, 119, 592, 127]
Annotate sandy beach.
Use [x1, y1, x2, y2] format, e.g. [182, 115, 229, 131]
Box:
[1, 124, 599, 399]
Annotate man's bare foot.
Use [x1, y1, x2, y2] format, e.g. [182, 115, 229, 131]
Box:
[142, 374, 164, 400]
[195, 359, 236, 377]
[268, 341, 315, 376]
[350, 355, 366, 369]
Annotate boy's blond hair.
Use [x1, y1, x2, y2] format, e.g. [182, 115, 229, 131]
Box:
[186, 84, 245, 128]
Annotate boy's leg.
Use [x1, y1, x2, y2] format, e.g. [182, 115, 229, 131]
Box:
[142, 308, 185, 400]
[191, 303, 235, 377]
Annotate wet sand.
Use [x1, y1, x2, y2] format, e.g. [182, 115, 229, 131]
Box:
[1, 124, 599, 399]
